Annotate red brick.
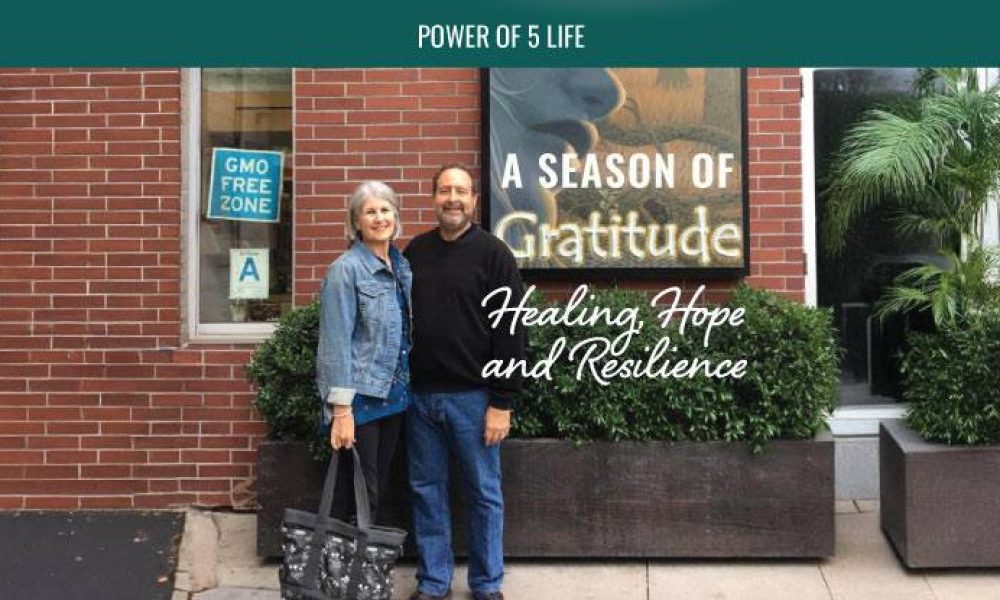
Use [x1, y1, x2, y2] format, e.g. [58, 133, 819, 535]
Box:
[420, 68, 477, 81]
[148, 480, 179, 492]
[47, 422, 98, 434]
[366, 69, 420, 82]
[80, 465, 131, 478]
[313, 70, 364, 83]
[345, 83, 401, 97]
[133, 493, 197, 508]
[142, 72, 180, 85]
[81, 496, 133, 508]
[0, 497, 24, 509]
[0, 451, 44, 464]
[81, 436, 132, 449]
[298, 83, 347, 97]
[28, 436, 80, 449]
[133, 464, 198, 479]
[198, 465, 249, 478]
[99, 450, 148, 464]
[180, 479, 232, 492]
[25, 496, 80, 509]
[90, 72, 142, 86]
[46, 450, 97, 464]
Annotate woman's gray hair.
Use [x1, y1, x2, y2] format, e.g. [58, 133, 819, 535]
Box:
[346, 181, 402, 242]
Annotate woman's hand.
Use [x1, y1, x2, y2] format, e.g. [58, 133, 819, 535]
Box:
[330, 409, 356, 450]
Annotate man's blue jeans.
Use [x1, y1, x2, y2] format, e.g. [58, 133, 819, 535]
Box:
[406, 389, 503, 595]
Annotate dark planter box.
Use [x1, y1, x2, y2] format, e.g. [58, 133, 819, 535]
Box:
[880, 419, 1000, 568]
[258, 434, 834, 558]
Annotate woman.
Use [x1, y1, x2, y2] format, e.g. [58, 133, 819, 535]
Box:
[316, 181, 412, 523]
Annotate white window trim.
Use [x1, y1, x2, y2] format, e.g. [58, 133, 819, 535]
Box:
[801, 67, 1000, 435]
[801, 67, 893, 434]
[800, 68, 820, 309]
[801, 67, 900, 435]
[182, 68, 286, 343]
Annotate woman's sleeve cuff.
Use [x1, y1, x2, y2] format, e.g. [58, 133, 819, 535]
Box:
[325, 387, 356, 406]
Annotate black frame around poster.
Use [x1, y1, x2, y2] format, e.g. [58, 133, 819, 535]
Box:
[480, 68, 751, 281]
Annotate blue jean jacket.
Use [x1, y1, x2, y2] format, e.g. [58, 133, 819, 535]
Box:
[316, 241, 413, 425]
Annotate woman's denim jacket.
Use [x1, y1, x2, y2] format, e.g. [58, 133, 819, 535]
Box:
[316, 241, 412, 424]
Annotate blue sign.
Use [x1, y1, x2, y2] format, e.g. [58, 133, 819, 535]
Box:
[207, 148, 284, 223]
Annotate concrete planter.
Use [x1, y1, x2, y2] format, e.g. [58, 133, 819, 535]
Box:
[880, 419, 1000, 567]
[258, 435, 835, 558]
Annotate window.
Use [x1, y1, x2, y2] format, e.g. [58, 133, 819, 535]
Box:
[184, 68, 294, 340]
[802, 67, 1000, 433]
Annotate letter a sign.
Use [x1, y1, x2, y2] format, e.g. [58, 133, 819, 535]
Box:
[230, 249, 269, 299]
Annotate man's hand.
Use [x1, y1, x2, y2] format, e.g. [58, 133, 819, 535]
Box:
[330, 410, 355, 450]
[484, 406, 511, 446]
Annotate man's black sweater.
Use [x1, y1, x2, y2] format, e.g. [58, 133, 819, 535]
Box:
[404, 224, 526, 409]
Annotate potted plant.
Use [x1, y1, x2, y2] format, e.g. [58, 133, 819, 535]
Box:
[245, 301, 331, 558]
[494, 285, 838, 558]
[247, 285, 840, 558]
[823, 67, 1000, 567]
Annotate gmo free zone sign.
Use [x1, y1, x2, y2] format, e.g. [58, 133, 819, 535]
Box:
[207, 148, 285, 223]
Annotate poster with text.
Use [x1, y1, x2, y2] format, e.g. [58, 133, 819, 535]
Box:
[486, 68, 748, 276]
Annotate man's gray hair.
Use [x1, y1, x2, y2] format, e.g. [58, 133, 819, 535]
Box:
[346, 181, 402, 242]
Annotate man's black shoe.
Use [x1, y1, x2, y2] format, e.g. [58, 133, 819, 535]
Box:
[408, 591, 451, 600]
[473, 593, 505, 600]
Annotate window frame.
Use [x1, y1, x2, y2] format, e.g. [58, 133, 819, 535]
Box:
[182, 68, 294, 343]
[801, 67, 999, 434]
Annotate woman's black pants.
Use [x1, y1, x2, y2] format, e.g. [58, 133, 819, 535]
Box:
[331, 411, 404, 525]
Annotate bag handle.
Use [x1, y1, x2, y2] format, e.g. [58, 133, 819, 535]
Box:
[301, 447, 373, 590]
[316, 447, 373, 529]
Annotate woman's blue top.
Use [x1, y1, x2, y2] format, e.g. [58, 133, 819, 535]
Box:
[351, 255, 412, 426]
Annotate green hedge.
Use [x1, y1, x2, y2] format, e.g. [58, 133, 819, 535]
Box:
[247, 286, 840, 452]
[246, 301, 321, 443]
[516, 285, 839, 450]
[902, 319, 1000, 444]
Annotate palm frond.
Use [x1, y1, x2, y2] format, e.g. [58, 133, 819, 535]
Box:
[874, 248, 1000, 328]
[822, 106, 956, 253]
[822, 68, 1000, 256]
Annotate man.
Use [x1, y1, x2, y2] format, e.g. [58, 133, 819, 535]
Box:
[404, 165, 525, 600]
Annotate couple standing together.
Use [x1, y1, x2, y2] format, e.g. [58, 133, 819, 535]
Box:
[316, 165, 525, 600]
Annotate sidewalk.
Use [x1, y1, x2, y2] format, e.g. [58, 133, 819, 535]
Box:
[172, 501, 1000, 600]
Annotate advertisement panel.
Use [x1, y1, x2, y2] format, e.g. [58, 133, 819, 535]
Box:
[485, 68, 748, 277]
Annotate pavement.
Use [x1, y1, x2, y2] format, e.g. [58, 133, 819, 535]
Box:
[0, 511, 183, 600]
[173, 501, 1000, 600]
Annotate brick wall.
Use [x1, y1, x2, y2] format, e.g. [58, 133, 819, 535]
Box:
[293, 68, 482, 303]
[0, 67, 805, 509]
[0, 69, 260, 509]
[745, 68, 805, 300]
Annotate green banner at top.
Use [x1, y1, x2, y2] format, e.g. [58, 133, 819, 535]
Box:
[3, 0, 999, 65]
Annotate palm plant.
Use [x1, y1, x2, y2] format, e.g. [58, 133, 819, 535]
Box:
[823, 68, 1000, 327]
[875, 247, 1000, 328]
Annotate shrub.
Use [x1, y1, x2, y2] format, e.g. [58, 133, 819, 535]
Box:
[716, 286, 840, 448]
[902, 318, 1000, 444]
[515, 288, 699, 442]
[516, 285, 840, 451]
[246, 287, 840, 453]
[246, 301, 321, 443]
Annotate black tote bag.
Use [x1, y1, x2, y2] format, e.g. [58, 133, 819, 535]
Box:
[279, 448, 407, 600]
